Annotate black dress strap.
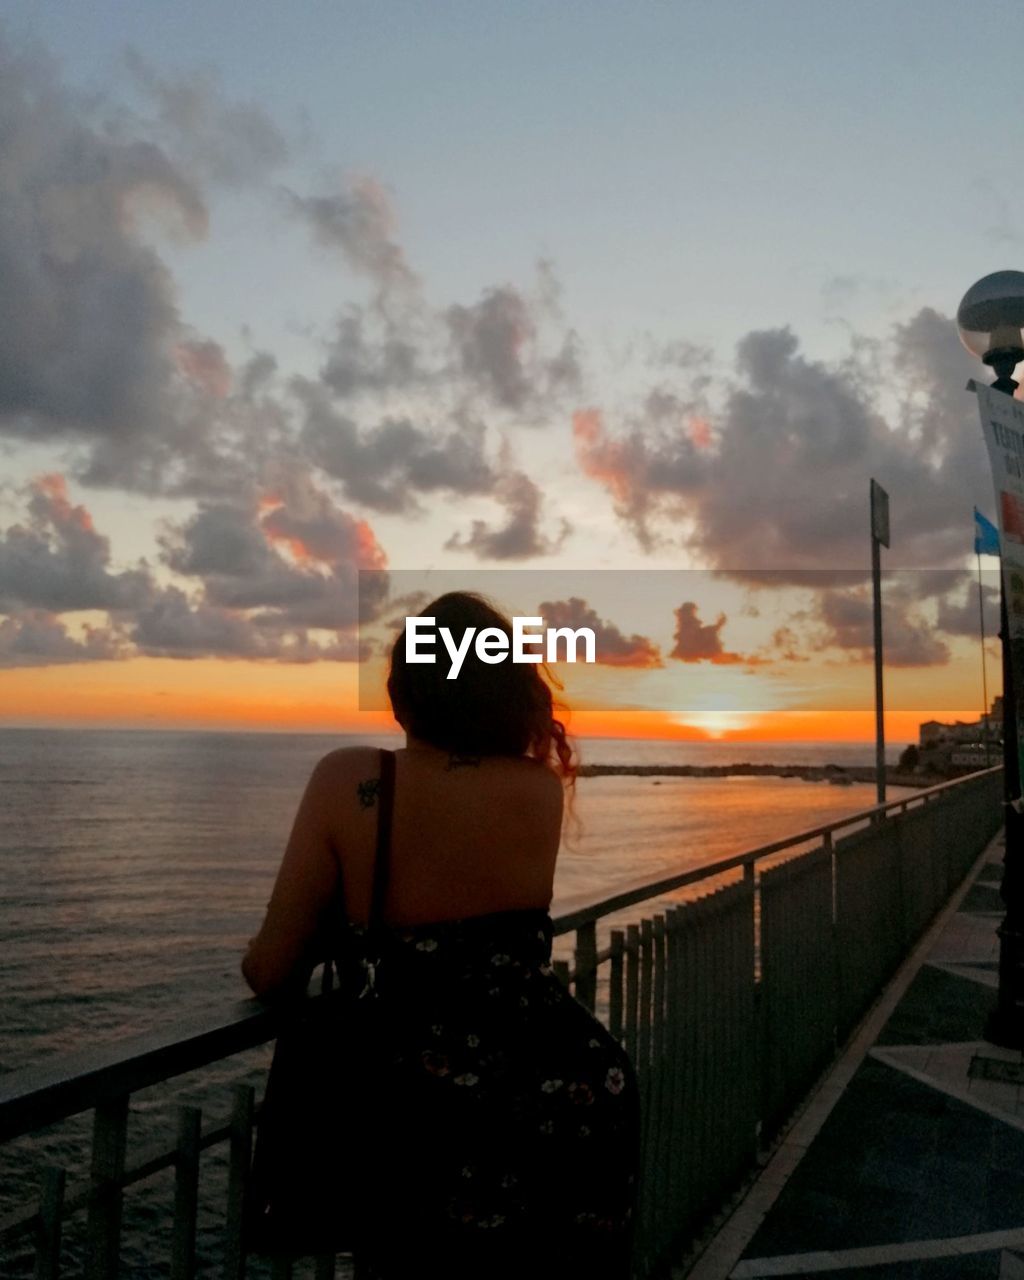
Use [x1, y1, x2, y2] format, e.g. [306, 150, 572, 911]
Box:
[369, 749, 396, 926]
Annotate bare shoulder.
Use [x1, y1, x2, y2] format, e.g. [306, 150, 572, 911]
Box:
[502, 756, 566, 811]
[308, 745, 388, 795]
[315, 744, 387, 773]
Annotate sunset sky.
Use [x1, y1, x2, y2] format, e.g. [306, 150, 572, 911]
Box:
[1, 1, 1020, 742]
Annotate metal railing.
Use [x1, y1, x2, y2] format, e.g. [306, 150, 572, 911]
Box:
[0, 767, 1003, 1279]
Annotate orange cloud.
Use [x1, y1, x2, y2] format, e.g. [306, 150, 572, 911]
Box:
[572, 407, 632, 505]
[687, 415, 712, 449]
[258, 494, 387, 570]
[354, 519, 386, 569]
[33, 473, 96, 534]
[261, 523, 319, 566]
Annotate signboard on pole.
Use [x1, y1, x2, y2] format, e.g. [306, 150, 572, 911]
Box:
[870, 479, 888, 805]
[971, 378, 1024, 793]
[870, 478, 890, 548]
[972, 381, 1024, 636]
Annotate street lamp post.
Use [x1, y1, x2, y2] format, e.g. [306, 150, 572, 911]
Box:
[958, 270, 1024, 1049]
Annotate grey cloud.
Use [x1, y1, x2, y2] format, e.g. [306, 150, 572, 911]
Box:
[536, 597, 661, 668]
[0, 609, 125, 667]
[284, 176, 418, 301]
[0, 32, 204, 446]
[818, 588, 950, 667]
[78, 371, 294, 499]
[670, 602, 745, 664]
[0, 29, 576, 531]
[445, 286, 581, 411]
[0, 32, 303, 502]
[446, 288, 534, 409]
[132, 584, 372, 661]
[296, 379, 495, 513]
[321, 310, 424, 399]
[445, 469, 570, 561]
[0, 467, 390, 666]
[887, 569, 971, 604]
[575, 310, 991, 576]
[121, 48, 290, 188]
[769, 625, 809, 662]
[160, 503, 277, 582]
[158, 464, 389, 634]
[132, 585, 273, 658]
[0, 474, 153, 611]
[545, 332, 583, 396]
[645, 338, 714, 372]
[935, 581, 1000, 638]
[240, 352, 278, 398]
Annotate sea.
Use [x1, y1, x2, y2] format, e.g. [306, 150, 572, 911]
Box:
[0, 728, 908, 1277]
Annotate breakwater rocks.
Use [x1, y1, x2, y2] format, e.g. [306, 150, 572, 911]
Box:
[577, 762, 927, 788]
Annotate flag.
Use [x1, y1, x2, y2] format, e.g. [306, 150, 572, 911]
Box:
[975, 507, 1000, 556]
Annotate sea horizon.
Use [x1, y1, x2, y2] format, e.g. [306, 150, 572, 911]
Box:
[0, 721, 909, 760]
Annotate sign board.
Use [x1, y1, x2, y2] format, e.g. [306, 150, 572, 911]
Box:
[870, 478, 890, 547]
[972, 380, 1024, 637]
[972, 378, 1024, 794]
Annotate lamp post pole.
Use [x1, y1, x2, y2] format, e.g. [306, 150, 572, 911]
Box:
[958, 271, 1024, 1049]
[870, 479, 890, 807]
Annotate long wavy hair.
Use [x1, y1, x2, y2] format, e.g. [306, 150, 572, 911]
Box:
[386, 591, 577, 787]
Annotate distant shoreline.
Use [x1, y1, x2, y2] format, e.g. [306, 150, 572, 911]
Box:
[578, 762, 928, 788]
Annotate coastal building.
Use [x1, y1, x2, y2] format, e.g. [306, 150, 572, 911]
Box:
[918, 697, 1002, 749]
[916, 698, 1002, 775]
[950, 746, 1003, 770]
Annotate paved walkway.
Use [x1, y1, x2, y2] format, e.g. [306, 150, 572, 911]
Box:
[688, 831, 1024, 1280]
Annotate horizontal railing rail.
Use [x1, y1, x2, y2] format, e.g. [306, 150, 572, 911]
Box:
[0, 1002, 274, 1146]
[0, 765, 1004, 1280]
[551, 768, 992, 933]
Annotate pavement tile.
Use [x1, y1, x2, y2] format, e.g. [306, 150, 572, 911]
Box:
[738, 1255, 1002, 1278]
[961, 884, 1007, 914]
[875, 966, 997, 1047]
[984, 1169, 1024, 1227]
[1000, 1250, 1024, 1279]
[913, 1257, 1003, 1279]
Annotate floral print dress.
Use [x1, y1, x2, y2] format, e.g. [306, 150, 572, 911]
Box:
[334, 906, 641, 1280]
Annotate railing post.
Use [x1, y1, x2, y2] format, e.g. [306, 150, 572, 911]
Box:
[574, 921, 598, 1013]
[609, 929, 625, 1042]
[825, 829, 840, 1053]
[222, 1085, 254, 1280]
[634, 914, 654, 1271]
[314, 1253, 337, 1280]
[625, 923, 640, 1065]
[172, 1105, 201, 1280]
[640, 917, 654, 1076]
[663, 906, 682, 1251]
[34, 1166, 66, 1280]
[85, 1094, 129, 1280]
[743, 861, 761, 1156]
[647, 914, 667, 1261]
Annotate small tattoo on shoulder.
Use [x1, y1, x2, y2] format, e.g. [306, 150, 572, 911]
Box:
[357, 777, 381, 809]
[445, 752, 482, 771]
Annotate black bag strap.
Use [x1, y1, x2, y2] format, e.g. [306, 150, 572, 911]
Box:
[368, 749, 395, 927]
